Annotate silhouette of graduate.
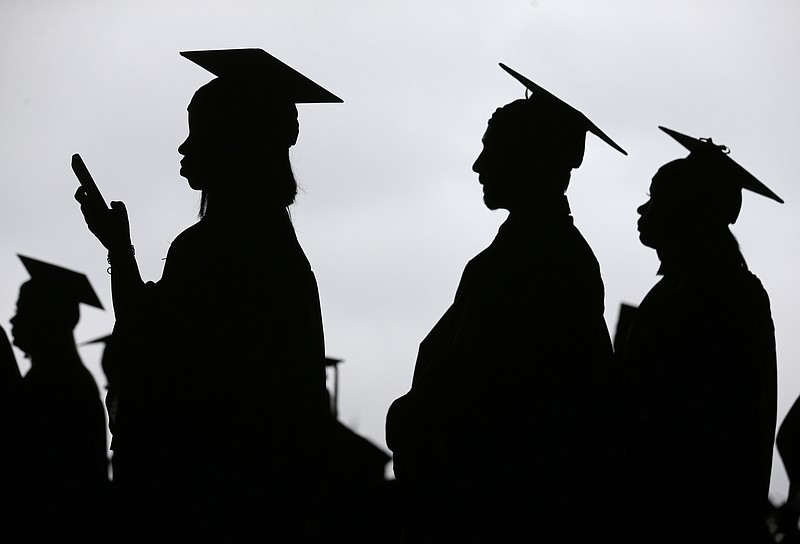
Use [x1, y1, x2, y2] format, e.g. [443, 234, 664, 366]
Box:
[620, 127, 780, 544]
[75, 49, 339, 541]
[386, 64, 626, 543]
[4, 256, 108, 541]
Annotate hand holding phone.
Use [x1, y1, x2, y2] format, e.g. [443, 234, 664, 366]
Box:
[72, 153, 130, 252]
[71, 153, 108, 210]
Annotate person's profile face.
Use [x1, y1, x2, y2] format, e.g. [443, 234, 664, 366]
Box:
[636, 192, 657, 250]
[9, 285, 36, 356]
[178, 104, 229, 191]
[637, 171, 689, 250]
[472, 126, 521, 211]
[178, 90, 291, 193]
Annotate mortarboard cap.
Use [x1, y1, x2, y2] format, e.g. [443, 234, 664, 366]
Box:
[659, 126, 783, 204]
[18, 255, 103, 310]
[180, 48, 343, 104]
[499, 63, 627, 156]
[81, 334, 112, 346]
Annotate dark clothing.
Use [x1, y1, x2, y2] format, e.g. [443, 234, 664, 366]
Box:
[5, 359, 108, 540]
[778, 396, 800, 500]
[620, 258, 776, 544]
[0, 326, 19, 400]
[0, 325, 20, 438]
[387, 197, 613, 543]
[775, 398, 800, 543]
[108, 209, 329, 540]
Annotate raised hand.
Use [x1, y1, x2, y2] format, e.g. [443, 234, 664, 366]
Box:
[74, 189, 132, 252]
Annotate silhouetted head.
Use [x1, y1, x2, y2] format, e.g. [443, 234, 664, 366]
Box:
[10, 256, 103, 357]
[10, 281, 79, 356]
[473, 64, 626, 212]
[179, 80, 300, 206]
[473, 98, 588, 210]
[177, 49, 342, 212]
[637, 127, 783, 265]
[637, 157, 739, 250]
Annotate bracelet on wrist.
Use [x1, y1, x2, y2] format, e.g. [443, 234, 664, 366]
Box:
[107, 245, 135, 273]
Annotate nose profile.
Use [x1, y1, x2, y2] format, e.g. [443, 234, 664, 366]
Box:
[178, 132, 194, 156]
[472, 152, 482, 174]
[637, 201, 650, 216]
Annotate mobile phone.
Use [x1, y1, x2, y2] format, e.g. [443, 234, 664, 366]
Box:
[71, 153, 108, 210]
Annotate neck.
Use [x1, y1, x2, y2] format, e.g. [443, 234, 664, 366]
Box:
[203, 188, 257, 217]
[29, 330, 81, 370]
[203, 187, 289, 218]
[201, 154, 295, 219]
[507, 193, 570, 220]
[656, 229, 745, 275]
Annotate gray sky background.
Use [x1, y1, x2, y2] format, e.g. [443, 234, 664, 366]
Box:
[1, 0, 798, 499]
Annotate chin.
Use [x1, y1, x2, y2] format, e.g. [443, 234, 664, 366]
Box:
[11, 337, 29, 354]
[186, 177, 206, 191]
[484, 199, 511, 212]
[638, 232, 656, 249]
[482, 191, 505, 210]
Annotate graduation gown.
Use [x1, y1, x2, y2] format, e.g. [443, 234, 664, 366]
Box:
[108, 208, 329, 538]
[621, 255, 776, 544]
[5, 357, 108, 540]
[387, 196, 613, 542]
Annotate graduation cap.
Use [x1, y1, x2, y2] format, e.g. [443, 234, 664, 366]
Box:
[499, 63, 627, 157]
[659, 126, 783, 204]
[613, 303, 638, 354]
[81, 334, 112, 346]
[180, 48, 343, 104]
[18, 255, 103, 310]
[325, 356, 343, 418]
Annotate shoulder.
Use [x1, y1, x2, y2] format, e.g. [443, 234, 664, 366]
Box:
[166, 220, 207, 256]
[691, 266, 771, 305]
[466, 219, 603, 278]
[672, 266, 775, 335]
[558, 223, 602, 271]
[729, 268, 773, 316]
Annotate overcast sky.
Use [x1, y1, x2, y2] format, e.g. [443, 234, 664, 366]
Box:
[2, 0, 799, 498]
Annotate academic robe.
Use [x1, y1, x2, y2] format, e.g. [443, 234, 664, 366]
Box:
[621, 256, 776, 544]
[387, 196, 613, 543]
[108, 208, 329, 539]
[5, 358, 108, 540]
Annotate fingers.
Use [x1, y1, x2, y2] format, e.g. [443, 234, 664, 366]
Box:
[110, 200, 129, 222]
[74, 187, 87, 203]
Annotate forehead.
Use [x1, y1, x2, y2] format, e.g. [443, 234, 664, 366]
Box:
[649, 170, 670, 193]
[15, 281, 48, 311]
[480, 121, 520, 149]
[650, 159, 693, 192]
[648, 158, 742, 222]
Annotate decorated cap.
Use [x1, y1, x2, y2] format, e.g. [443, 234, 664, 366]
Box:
[659, 126, 783, 204]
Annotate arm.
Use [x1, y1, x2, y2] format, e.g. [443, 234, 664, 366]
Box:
[74, 190, 144, 319]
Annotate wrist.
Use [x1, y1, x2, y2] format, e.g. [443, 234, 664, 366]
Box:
[107, 241, 134, 255]
[106, 245, 135, 273]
